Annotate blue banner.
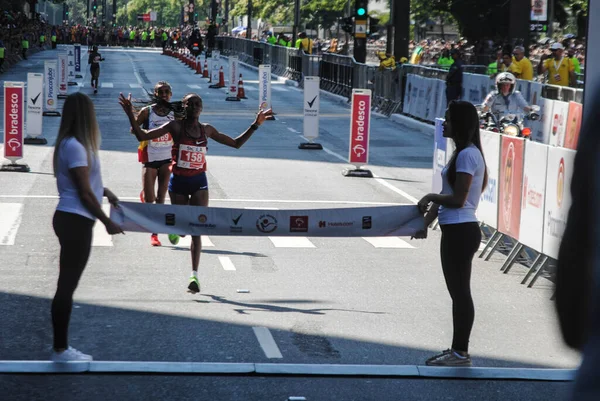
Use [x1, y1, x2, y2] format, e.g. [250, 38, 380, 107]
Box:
[74, 44, 81, 73]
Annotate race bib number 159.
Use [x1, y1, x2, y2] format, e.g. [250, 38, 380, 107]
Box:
[177, 144, 206, 170]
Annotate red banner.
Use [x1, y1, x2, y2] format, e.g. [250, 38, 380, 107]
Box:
[348, 90, 371, 165]
[4, 83, 24, 162]
[498, 137, 525, 239]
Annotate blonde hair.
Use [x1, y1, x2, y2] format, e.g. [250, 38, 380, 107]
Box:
[53, 92, 101, 176]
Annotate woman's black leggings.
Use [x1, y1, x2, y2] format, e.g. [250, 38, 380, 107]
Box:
[440, 222, 481, 353]
[52, 211, 94, 350]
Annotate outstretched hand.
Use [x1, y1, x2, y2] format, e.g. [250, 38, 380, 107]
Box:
[255, 108, 273, 126]
[118, 93, 134, 115]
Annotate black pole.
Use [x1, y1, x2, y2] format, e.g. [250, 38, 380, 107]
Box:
[247, 0, 252, 40]
[386, 0, 394, 54]
[86, 0, 90, 22]
[509, 0, 530, 52]
[393, 0, 410, 61]
[292, 0, 300, 46]
[112, 0, 116, 26]
[224, 0, 229, 34]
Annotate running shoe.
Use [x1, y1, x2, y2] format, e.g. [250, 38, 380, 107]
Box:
[168, 234, 180, 245]
[139, 190, 145, 203]
[150, 234, 161, 247]
[426, 349, 472, 367]
[51, 346, 93, 362]
[187, 275, 200, 294]
[94, 89, 98, 94]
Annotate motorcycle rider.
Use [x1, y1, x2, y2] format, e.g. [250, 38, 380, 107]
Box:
[482, 72, 532, 118]
[188, 28, 203, 57]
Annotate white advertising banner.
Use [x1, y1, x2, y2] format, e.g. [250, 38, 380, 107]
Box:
[477, 131, 500, 228]
[26, 73, 43, 138]
[518, 141, 548, 252]
[436, 79, 447, 120]
[67, 45, 75, 82]
[425, 79, 441, 122]
[110, 202, 425, 237]
[44, 60, 58, 112]
[228, 55, 239, 96]
[211, 51, 220, 83]
[258, 64, 272, 111]
[542, 147, 575, 259]
[549, 100, 569, 147]
[531, 0, 548, 21]
[535, 98, 554, 145]
[57, 52, 68, 96]
[432, 118, 446, 193]
[303, 76, 320, 140]
[402, 74, 413, 115]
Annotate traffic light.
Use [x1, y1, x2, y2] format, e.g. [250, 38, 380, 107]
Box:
[355, 0, 367, 18]
[92, 1, 97, 11]
[341, 16, 353, 34]
[368, 16, 380, 36]
[65, 5, 69, 17]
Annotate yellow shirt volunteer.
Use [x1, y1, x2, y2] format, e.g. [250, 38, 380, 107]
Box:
[544, 57, 574, 86]
[301, 38, 313, 54]
[500, 62, 521, 77]
[512, 57, 534, 81]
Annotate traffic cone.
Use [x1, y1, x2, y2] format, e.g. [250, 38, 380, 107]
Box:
[209, 66, 225, 89]
[203, 57, 209, 78]
[237, 74, 247, 99]
[195, 57, 202, 74]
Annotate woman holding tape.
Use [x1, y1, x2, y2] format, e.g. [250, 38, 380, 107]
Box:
[119, 92, 272, 294]
[413, 100, 488, 367]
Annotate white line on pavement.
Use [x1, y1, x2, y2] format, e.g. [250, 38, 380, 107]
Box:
[129, 83, 142, 88]
[92, 204, 113, 247]
[177, 235, 215, 248]
[187, 84, 202, 89]
[252, 327, 283, 359]
[271, 86, 288, 92]
[101, 82, 114, 88]
[0, 203, 23, 245]
[218, 256, 236, 271]
[287, 127, 300, 133]
[269, 237, 316, 248]
[362, 237, 414, 249]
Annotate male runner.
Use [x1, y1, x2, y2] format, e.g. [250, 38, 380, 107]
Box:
[88, 45, 104, 94]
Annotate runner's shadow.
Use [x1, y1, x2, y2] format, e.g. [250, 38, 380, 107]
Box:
[169, 248, 267, 257]
[198, 294, 386, 316]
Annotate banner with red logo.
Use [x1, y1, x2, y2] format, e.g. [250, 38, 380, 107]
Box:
[58, 52, 68, 96]
[542, 147, 575, 259]
[518, 141, 548, 252]
[498, 136, 525, 240]
[3, 82, 25, 162]
[348, 89, 371, 166]
[477, 130, 501, 229]
[110, 202, 424, 238]
[44, 60, 58, 112]
[563, 101, 582, 150]
[549, 100, 569, 147]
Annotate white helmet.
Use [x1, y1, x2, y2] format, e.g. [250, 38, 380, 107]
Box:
[496, 72, 516, 95]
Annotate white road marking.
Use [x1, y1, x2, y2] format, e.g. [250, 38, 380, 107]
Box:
[0, 203, 23, 245]
[177, 235, 215, 248]
[271, 86, 288, 92]
[0, 195, 408, 206]
[269, 237, 316, 248]
[287, 127, 300, 134]
[129, 83, 142, 88]
[253, 327, 283, 359]
[363, 237, 414, 249]
[101, 82, 114, 88]
[218, 256, 236, 271]
[242, 86, 257, 91]
[187, 84, 202, 89]
[92, 204, 114, 247]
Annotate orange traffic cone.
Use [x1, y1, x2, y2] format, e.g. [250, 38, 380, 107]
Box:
[203, 57, 209, 78]
[237, 74, 247, 99]
[195, 57, 202, 74]
[209, 66, 225, 89]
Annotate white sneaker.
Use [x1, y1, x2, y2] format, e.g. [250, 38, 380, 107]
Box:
[51, 346, 93, 362]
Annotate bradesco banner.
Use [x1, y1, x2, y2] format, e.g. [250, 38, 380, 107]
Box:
[26, 73, 44, 138]
[74, 44, 81, 75]
[518, 141, 548, 252]
[67, 45, 75, 82]
[431, 118, 446, 193]
[477, 130, 500, 229]
[497, 136, 525, 240]
[58, 52, 68, 96]
[563, 101, 583, 150]
[542, 147, 576, 259]
[3, 82, 25, 162]
[258, 64, 272, 111]
[303, 76, 320, 140]
[44, 60, 58, 112]
[110, 202, 425, 238]
[348, 89, 371, 166]
[228, 55, 239, 96]
[549, 100, 569, 147]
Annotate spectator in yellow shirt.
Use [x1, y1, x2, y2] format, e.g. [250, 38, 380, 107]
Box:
[538, 42, 575, 87]
[512, 46, 534, 81]
[499, 52, 521, 77]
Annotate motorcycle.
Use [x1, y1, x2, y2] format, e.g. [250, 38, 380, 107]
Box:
[189, 41, 203, 57]
[476, 104, 541, 139]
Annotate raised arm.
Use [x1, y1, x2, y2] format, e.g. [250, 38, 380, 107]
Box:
[206, 109, 272, 149]
[119, 93, 178, 141]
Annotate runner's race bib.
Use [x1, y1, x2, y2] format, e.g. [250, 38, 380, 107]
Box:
[151, 133, 172, 147]
[177, 144, 206, 170]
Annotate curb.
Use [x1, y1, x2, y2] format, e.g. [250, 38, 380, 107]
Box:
[389, 114, 435, 137]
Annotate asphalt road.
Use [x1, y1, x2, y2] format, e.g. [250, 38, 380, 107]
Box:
[0, 46, 581, 401]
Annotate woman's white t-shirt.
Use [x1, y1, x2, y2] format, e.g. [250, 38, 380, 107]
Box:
[438, 145, 485, 225]
[55, 137, 103, 221]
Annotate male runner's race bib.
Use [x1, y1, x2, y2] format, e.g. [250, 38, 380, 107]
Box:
[177, 144, 206, 170]
[151, 133, 172, 147]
